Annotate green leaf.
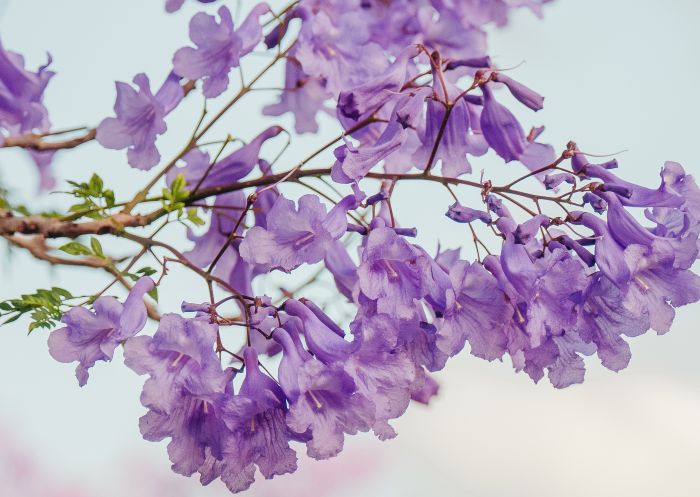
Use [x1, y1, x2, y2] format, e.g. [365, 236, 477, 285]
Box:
[186, 208, 206, 226]
[104, 189, 115, 208]
[136, 267, 157, 276]
[88, 173, 104, 196]
[59, 242, 93, 256]
[171, 173, 187, 195]
[90, 237, 104, 258]
[0, 286, 75, 332]
[147, 287, 159, 303]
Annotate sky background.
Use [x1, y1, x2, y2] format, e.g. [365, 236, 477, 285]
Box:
[1, 0, 699, 496]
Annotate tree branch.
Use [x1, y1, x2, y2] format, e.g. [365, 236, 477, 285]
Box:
[0, 210, 152, 238]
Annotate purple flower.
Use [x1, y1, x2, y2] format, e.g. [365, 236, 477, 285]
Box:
[357, 222, 431, 319]
[48, 277, 154, 386]
[263, 60, 330, 134]
[410, 372, 440, 405]
[124, 314, 233, 477]
[0, 38, 53, 135]
[544, 172, 576, 190]
[173, 4, 270, 98]
[500, 239, 589, 348]
[480, 84, 526, 162]
[522, 329, 595, 388]
[324, 240, 358, 301]
[413, 61, 483, 178]
[648, 162, 700, 246]
[166, 126, 283, 190]
[435, 261, 510, 359]
[96, 73, 184, 170]
[284, 299, 355, 364]
[332, 88, 429, 183]
[293, 9, 387, 97]
[240, 193, 360, 272]
[480, 84, 555, 170]
[584, 163, 684, 208]
[577, 274, 648, 372]
[337, 46, 418, 121]
[217, 347, 296, 492]
[273, 329, 374, 460]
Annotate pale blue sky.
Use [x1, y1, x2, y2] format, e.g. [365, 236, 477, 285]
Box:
[1, 1, 699, 496]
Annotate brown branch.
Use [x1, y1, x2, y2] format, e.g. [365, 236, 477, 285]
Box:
[4, 234, 107, 268]
[3, 234, 161, 320]
[0, 210, 152, 238]
[1, 128, 97, 151]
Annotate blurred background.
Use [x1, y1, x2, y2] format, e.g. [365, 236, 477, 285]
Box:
[1, 0, 699, 496]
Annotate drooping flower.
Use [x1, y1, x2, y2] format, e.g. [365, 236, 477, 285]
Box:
[96, 72, 184, 170]
[480, 83, 555, 171]
[492, 72, 544, 111]
[433, 261, 510, 359]
[413, 57, 483, 178]
[0, 38, 53, 135]
[357, 221, 431, 319]
[48, 277, 154, 386]
[173, 4, 270, 98]
[273, 328, 374, 460]
[217, 347, 297, 492]
[124, 314, 233, 477]
[337, 46, 418, 122]
[240, 193, 361, 272]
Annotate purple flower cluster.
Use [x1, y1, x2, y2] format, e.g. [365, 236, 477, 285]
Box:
[264, 0, 550, 135]
[32, 0, 700, 493]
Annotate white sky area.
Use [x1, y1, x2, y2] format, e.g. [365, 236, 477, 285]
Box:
[0, 1, 699, 496]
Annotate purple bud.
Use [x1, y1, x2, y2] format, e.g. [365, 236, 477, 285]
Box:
[366, 190, 389, 206]
[494, 73, 544, 111]
[558, 235, 596, 267]
[583, 192, 608, 213]
[544, 172, 576, 190]
[599, 183, 633, 198]
[446, 203, 491, 224]
[181, 301, 211, 313]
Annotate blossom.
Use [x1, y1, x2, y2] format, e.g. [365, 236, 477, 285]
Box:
[480, 83, 555, 170]
[96, 72, 184, 170]
[413, 59, 484, 178]
[124, 314, 233, 477]
[240, 193, 360, 272]
[332, 87, 430, 183]
[263, 59, 330, 134]
[434, 261, 510, 359]
[47, 277, 154, 386]
[217, 347, 297, 492]
[173, 4, 270, 98]
[357, 222, 431, 319]
[0, 38, 53, 135]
